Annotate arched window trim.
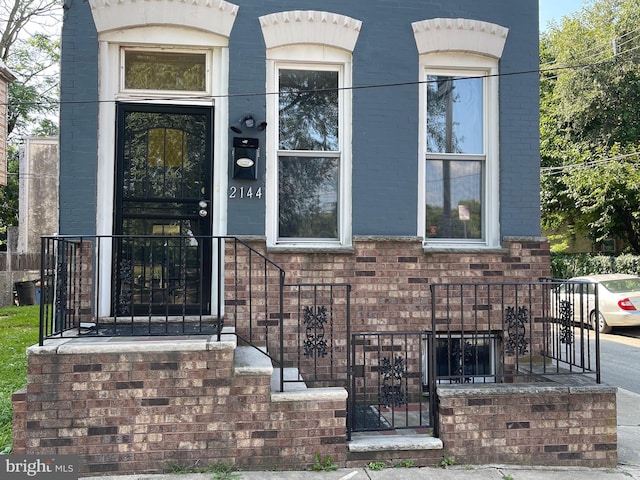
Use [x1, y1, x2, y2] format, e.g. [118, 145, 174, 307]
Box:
[260, 11, 361, 250]
[413, 19, 508, 250]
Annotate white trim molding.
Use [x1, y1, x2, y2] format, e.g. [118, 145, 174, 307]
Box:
[261, 11, 361, 250]
[260, 10, 362, 52]
[89, 0, 239, 36]
[414, 18, 508, 251]
[412, 18, 509, 59]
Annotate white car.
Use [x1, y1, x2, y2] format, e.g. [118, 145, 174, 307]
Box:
[555, 274, 640, 333]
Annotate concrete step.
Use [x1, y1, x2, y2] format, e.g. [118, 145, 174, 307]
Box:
[233, 346, 307, 392]
[348, 433, 443, 452]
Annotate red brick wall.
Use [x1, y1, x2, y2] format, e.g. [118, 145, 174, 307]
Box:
[13, 340, 347, 475]
[437, 384, 617, 467]
[242, 236, 551, 334]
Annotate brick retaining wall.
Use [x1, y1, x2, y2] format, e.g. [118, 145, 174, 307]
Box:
[13, 337, 348, 475]
[437, 384, 617, 467]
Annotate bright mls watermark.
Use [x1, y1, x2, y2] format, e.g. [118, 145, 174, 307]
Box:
[3, 456, 79, 480]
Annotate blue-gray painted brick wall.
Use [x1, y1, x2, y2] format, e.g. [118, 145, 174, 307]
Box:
[59, 0, 540, 238]
[59, 0, 98, 235]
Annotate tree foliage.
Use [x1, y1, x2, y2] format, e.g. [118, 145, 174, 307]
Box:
[541, 0, 640, 253]
[1, 0, 62, 136]
[6, 32, 60, 137]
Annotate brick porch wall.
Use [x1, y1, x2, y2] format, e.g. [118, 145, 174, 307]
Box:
[12, 338, 348, 475]
[437, 384, 617, 467]
[14, 235, 617, 473]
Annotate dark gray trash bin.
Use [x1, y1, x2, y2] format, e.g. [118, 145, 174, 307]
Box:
[15, 281, 36, 306]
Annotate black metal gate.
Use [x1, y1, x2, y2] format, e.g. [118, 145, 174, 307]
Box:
[348, 332, 433, 439]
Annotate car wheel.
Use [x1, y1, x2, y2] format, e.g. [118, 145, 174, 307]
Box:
[593, 312, 612, 334]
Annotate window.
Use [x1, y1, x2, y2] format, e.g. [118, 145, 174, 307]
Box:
[424, 333, 499, 385]
[426, 73, 485, 240]
[124, 50, 207, 92]
[413, 18, 509, 249]
[278, 67, 340, 239]
[260, 10, 361, 249]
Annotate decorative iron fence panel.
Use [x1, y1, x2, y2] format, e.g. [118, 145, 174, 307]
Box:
[348, 332, 431, 438]
[280, 283, 351, 389]
[346, 280, 601, 438]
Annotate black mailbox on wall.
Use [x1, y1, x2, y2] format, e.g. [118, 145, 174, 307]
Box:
[232, 137, 259, 180]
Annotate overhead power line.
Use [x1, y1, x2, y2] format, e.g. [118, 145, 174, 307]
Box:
[2, 52, 638, 110]
[541, 152, 640, 176]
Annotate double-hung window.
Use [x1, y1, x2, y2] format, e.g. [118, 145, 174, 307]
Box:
[413, 18, 508, 249]
[425, 71, 485, 241]
[260, 11, 360, 249]
[277, 66, 341, 240]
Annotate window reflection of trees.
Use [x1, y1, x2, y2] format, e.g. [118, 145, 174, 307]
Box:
[427, 76, 462, 154]
[278, 69, 340, 238]
[279, 69, 338, 151]
[279, 156, 338, 238]
[426, 75, 484, 239]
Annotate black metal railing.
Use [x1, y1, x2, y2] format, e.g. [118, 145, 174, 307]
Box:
[39, 235, 285, 344]
[346, 280, 601, 438]
[285, 283, 351, 390]
[39, 235, 352, 393]
[429, 281, 600, 384]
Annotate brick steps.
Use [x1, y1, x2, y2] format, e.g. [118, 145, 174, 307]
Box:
[233, 345, 443, 455]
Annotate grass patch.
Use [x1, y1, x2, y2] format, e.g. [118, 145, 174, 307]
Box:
[0, 305, 40, 454]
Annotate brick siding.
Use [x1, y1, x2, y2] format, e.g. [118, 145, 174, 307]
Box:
[437, 384, 617, 467]
[12, 236, 616, 472]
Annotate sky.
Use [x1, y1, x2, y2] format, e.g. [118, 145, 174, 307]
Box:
[539, 0, 585, 32]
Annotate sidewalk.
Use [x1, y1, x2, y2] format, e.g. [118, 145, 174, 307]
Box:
[84, 465, 640, 480]
[84, 389, 640, 480]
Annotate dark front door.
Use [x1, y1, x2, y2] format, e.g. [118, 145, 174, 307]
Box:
[114, 104, 213, 315]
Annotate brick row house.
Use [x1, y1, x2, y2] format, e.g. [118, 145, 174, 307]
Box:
[12, 0, 617, 475]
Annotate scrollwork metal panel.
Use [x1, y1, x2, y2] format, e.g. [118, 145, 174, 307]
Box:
[303, 305, 328, 358]
[505, 305, 529, 356]
[380, 356, 407, 407]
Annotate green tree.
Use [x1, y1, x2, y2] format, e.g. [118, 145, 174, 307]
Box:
[5, 32, 60, 137]
[540, 0, 640, 253]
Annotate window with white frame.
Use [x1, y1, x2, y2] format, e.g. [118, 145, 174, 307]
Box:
[413, 18, 509, 249]
[277, 66, 341, 240]
[425, 71, 485, 241]
[260, 11, 361, 248]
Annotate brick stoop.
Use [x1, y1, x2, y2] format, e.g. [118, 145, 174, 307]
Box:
[13, 333, 350, 475]
[234, 345, 446, 468]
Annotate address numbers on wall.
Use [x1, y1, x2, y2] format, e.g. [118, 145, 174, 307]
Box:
[229, 186, 263, 199]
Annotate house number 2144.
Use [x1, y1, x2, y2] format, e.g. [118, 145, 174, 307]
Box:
[228, 186, 263, 199]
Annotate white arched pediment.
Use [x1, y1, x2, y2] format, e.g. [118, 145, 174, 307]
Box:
[412, 18, 509, 59]
[260, 10, 362, 52]
[89, 0, 239, 37]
